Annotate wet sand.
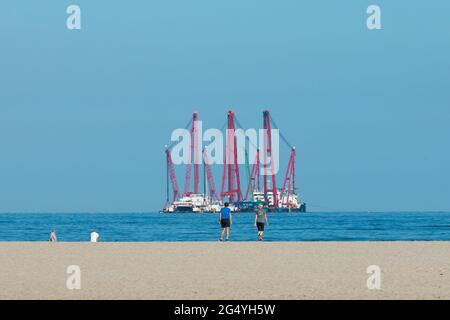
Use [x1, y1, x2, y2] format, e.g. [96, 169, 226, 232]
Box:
[0, 242, 449, 299]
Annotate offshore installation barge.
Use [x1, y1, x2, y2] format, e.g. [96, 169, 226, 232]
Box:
[161, 110, 306, 213]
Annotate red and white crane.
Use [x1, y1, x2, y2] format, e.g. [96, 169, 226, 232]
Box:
[165, 147, 179, 203]
[203, 147, 218, 201]
[262, 110, 278, 208]
[220, 111, 243, 202]
[184, 112, 201, 196]
[279, 147, 296, 208]
[245, 149, 260, 201]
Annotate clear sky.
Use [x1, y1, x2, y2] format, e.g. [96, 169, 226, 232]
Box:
[0, 1, 449, 212]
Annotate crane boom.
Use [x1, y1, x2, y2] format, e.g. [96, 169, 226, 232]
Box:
[165, 148, 179, 201]
[203, 148, 218, 200]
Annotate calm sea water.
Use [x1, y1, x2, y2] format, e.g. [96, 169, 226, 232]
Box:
[0, 212, 449, 242]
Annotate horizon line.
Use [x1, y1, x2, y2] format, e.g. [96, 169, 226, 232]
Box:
[0, 210, 450, 214]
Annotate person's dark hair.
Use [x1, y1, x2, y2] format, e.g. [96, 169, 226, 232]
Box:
[224, 202, 229, 207]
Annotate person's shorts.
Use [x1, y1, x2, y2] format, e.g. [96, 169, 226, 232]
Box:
[256, 222, 265, 231]
[221, 219, 231, 228]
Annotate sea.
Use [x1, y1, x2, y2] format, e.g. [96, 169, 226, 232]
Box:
[0, 212, 450, 242]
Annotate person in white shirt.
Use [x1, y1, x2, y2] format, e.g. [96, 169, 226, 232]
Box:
[90, 229, 100, 242]
[49, 229, 57, 242]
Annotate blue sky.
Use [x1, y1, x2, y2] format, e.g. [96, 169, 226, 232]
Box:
[0, 1, 449, 212]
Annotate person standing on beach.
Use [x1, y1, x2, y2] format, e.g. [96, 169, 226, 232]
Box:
[219, 202, 232, 241]
[49, 229, 57, 242]
[90, 229, 100, 242]
[254, 204, 269, 241]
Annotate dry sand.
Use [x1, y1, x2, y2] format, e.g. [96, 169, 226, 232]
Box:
[0, 242, 449, 300]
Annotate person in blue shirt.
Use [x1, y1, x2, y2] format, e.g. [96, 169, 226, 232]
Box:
[218, 202, 232, 241]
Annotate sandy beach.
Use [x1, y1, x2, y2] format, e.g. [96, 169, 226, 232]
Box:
[0, 242, 449, 300]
